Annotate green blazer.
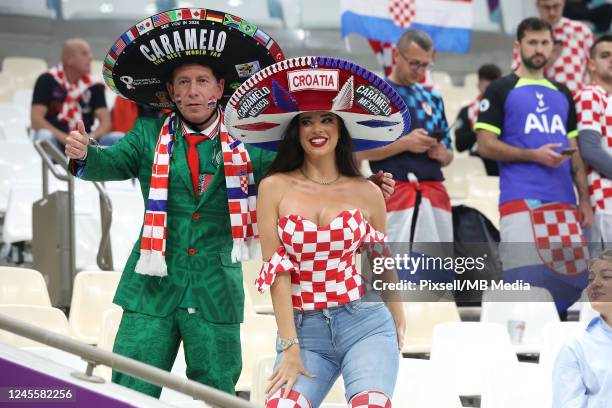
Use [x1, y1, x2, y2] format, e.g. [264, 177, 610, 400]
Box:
[70, 116, 275, 323]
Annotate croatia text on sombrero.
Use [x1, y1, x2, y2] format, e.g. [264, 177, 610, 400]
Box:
[140, 29, 227, 65]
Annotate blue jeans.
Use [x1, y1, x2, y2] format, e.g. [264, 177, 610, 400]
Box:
[33, 128, 123, 152]
[273, 298, 400, 407]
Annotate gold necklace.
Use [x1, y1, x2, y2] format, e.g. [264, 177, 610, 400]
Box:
[299, 167, 341, 185]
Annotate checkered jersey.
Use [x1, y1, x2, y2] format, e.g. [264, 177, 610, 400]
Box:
[255, 209, 386, 311]
[390, 82, 452, 149]
[575, 84, 612, 213]
[512, 18, 593, 94]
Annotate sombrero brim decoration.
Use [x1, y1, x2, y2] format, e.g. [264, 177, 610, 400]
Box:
[101, 8, 285, 109]
[224, 56, 411, 152]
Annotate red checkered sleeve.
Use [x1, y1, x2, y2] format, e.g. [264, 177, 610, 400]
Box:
[360, 223, 390, 259]
[255, 246, 295, 293]
[576, 88, 604, 134]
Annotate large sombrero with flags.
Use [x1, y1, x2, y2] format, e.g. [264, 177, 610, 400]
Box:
[101, 7, 285, 109]
[225, 56, 411, 151]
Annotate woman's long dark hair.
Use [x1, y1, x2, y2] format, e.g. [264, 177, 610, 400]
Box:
[265, 114, 362, 178]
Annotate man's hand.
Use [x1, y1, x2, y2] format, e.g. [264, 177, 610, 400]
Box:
[370, 170, 395, 199]
[428, 143, 453, 166]
[530, 143, 571, 168]
[65, 120, 90, 160]
[397, 128, 437, 153]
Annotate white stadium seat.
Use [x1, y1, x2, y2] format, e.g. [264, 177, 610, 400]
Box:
[0, 266, 52, 307]
[0, 305, 73, 347]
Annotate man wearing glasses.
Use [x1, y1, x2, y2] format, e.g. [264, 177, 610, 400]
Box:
[511, 0, 594, 94]
[357, 29, 454, 281]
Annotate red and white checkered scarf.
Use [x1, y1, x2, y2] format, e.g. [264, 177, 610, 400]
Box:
[47, 64, 95, 131]
[135, 111, 258, 277]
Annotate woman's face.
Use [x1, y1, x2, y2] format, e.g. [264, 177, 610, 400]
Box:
[298, 111, 340, 158]
[588, 258, 612, 315]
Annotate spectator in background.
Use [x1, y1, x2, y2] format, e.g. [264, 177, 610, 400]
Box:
[552, 249, 612, 407]
[574, 35, 612, 257]
[476, 18, 592, 317]
[31, 38, 122, 152]
[512, 0, 594, 94]
[356, 29, 454, 250]
[455, 63, 502, 176]
[564, 0, 612, 34]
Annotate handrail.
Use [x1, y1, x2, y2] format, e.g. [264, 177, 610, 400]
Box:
[0, 313, 259, 408]
[33, 139, 114, 271]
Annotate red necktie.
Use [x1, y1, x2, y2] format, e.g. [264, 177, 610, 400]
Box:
[184, 134, 208, 199]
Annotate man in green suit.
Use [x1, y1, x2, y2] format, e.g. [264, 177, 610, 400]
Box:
[64, 9, 284, 398]
[65, 7, 394, 399]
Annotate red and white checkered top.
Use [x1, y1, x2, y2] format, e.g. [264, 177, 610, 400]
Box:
[467, 97, 481, 129]
[255, 209, 386, 311]
[575, 84, 612, 213]
[512, 17, 593, 94]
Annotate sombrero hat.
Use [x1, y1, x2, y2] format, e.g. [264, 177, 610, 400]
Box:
[224, 56, 411, 151]
[101, 8, 285, 109]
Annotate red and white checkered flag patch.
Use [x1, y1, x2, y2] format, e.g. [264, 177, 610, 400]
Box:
[266, 388, 312, 408]
[530, 203, 588, 275]
[349, 390, 392, 408]
[389, 0, 416, 28]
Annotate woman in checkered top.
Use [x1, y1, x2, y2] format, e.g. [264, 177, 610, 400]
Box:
[225, 56, 411, 408]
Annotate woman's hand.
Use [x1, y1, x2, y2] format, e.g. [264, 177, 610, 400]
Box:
[265, 346, 315, 399]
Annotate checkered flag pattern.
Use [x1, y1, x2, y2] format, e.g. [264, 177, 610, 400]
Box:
[575, 84, 612, 212]
[220, 119, 258, 261]
[388, 0, 416, 28]
[257, 209, 386, 311]
[531, 204, 588, 275]
[266, 388, 312, 408]
[349, 390, 392, 408]
[135, 115, 175, 276]
[47, 65, 97, 131]
[512, 18, 593, 94]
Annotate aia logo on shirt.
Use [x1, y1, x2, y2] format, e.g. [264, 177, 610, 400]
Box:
[524, 92, 566, 135]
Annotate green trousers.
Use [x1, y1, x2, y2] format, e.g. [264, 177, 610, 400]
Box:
[111, 309, 242, 398]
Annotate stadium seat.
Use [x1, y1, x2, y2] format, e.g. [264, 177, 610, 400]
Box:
[11, 89, 33, 127]
[0, 73, 17, 103]
[480, 287, 560, 354]
[106, 188, 145, 269]
[0, 266, 52, 307]
[442, 156, 487, 202]
[430, 322, 518, 396]
[432, 71, 453, 89]
[393, 358, 462, 408]
[236, 313, 277, 392]
[0, 103, 29, 141]
[242, 259, 273, 314]
[0, 304, 73, 347]
[68, 270, 122, 344]
[3, 184, 43, 244]
[1, 57, 47, 78]
[402, 300, 461, 354]
[481, 362, 549, 408]
[463, 72, 479, 90]
[462, 175, 500, 227]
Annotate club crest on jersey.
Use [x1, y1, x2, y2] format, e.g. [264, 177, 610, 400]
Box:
[525, 92, 565, 135]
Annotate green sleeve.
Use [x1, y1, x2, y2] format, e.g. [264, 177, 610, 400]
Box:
[68, 118, 151, 181]
[247, 144, 276, 184]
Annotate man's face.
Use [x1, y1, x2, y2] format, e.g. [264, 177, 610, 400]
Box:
[68, 43, 92, 77]
[518, 29, 553, 70]
[393, 41, 434, 86]
[590, 41, 612, 83]
[166, 64, 224, 123]
[536, 0, 564, 26]
[587, 258, 612, 316]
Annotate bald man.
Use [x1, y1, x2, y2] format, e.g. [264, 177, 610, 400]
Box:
[31, 38, 122, 151]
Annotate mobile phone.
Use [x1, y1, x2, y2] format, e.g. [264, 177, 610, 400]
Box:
[561, 147, 577, 156]
[429, 130, 446, 142]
